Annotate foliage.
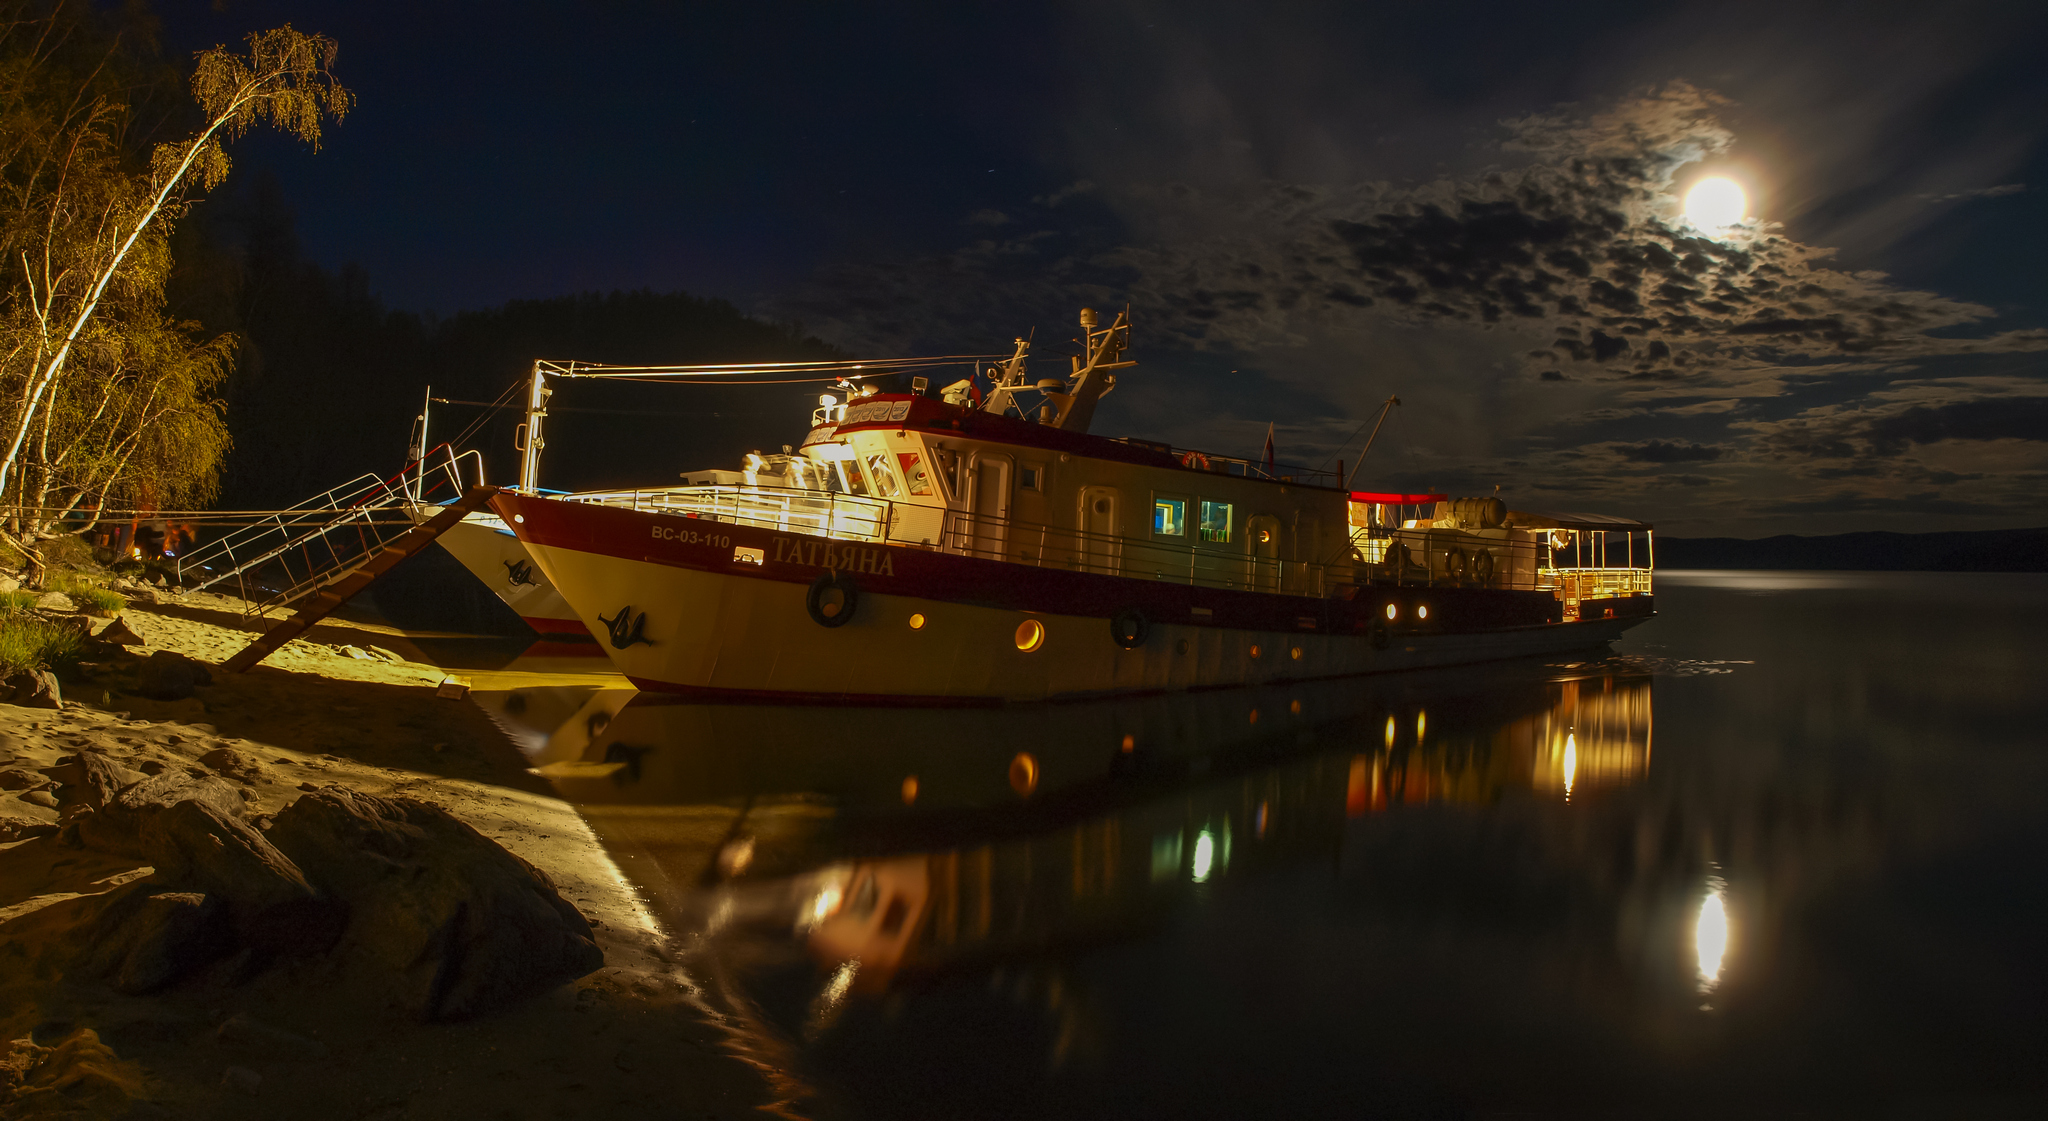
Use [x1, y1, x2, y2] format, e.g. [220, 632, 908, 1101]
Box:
[0, 2, 348, 551]
[0, 610, 82, 674]
[69, 584, 122, 612]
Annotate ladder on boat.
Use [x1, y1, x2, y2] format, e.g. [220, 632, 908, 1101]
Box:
[221, 485, 499, 673]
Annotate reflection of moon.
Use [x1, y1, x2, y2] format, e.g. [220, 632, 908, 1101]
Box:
[1684, 177, 1746, 227]
[1696, 885, 1729, 987]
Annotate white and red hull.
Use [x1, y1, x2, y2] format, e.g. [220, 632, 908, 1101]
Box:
[492, 492, 1652, 705]
[433, 513, 588, 637]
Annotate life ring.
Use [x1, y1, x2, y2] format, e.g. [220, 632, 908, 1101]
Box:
[1446, 548, 1470, 581]
[1109, 607, 1149, 649]
[1179, 451, 1211, 472]
[805, 570, 860, 627]
[1474, 550, 1496, 585]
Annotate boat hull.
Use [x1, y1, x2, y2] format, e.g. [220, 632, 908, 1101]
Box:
[433, 513, 587, 636]
[494, 492, 1652, 704]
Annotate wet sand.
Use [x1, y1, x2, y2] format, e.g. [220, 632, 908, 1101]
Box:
[0, 591, 771, 1119]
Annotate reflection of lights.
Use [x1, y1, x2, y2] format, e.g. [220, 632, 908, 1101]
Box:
[1697, 881, 1729, 989]
[1384, 716, 1396, 748]
[1416, 709, 1427, 742]
[1289, 699, 1301, 715]
[1256, 801, 1269, 837]
[1120, 733, 1136, 753]
[809, 884, 844, 926]
[900, 775, 918, 804]
[1563, 733, 1577, 799]
[1008, 752, 1039, 796]
[1191, 831, 1216, 882]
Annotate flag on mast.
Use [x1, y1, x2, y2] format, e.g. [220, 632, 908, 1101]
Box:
[1261, 422, 1276, 472]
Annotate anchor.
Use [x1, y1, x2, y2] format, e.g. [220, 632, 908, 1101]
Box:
[504, 558, 538, 587]
[598, 606, 654, 650]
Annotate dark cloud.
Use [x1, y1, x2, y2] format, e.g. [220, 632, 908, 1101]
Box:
[1916, 184, 2025, 203]
[1619, 440, 1725, 463]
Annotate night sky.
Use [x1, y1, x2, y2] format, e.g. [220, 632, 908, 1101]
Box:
[164, 1, 2048, 536]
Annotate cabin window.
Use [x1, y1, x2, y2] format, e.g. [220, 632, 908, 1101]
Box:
[1200, 500, 1234, 543]
[833, 459, 869, 495]
[895, 452, 932, 496]
[1019, 464, 1044, 492]
[1153, 497, 1186, 537]
[864, 453, 903, 498]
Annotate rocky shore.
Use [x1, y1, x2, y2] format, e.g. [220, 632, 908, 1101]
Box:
[0, 590, 765, 1119]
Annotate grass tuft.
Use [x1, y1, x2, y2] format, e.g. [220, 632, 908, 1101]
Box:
[0, 613, 83, 675]
[72, 586, 125, 613]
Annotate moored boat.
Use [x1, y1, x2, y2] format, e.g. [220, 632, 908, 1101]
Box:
[494, 310, 1656, 703]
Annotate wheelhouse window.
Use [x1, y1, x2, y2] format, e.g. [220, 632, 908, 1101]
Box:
[1199, 500, 1234, 543]
[895, 452, 932, 496]
[865, 453, 904, 498]
[1154, 497, 1186, 537]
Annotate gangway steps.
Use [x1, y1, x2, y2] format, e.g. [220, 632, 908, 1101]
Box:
[221, 486, 499, 674]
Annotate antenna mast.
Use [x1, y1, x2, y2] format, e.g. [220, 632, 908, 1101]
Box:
[1343, 395, 1402, 490]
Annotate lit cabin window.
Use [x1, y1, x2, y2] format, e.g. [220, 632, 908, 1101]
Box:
[1019, 464, 1044, 492]
[834, 458, 869, 495]
[1199, 501, 1234, 543]
[895, 452, 932, 495]
[864, 453, 903, 498]
[1154, 498, 1186, 536]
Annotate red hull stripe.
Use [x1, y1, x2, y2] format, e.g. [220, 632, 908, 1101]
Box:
[493, 493, 1588, 636]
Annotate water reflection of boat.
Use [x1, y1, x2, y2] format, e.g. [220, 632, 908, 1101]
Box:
[542, 661, 1655, 992]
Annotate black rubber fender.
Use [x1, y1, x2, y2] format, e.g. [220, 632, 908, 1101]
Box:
[805, 570, 860, 627]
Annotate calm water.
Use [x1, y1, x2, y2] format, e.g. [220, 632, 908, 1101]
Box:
[472, 572, 2048, 1120]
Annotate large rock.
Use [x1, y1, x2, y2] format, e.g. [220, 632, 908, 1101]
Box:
[3, 1028, 150, 1116]
[134, 650, 212, 700]
[2, 668, 62, 709]
[135, 800, 341, 954]
[95, 616, 146, 646]
[32, 590, 75, 612]
[80, 887, 230, 994]
[267, 788, 603, 1020]
[73, 770, 244, 858]
[51, 751, 146, 810]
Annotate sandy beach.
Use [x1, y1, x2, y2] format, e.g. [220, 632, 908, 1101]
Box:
[0, 589, 772, 1119]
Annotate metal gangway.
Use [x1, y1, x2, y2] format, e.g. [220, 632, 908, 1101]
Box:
[176, 446, 482, 618]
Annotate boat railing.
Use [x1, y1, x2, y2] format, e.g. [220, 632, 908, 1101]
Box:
[1546, 567, 1654, 599]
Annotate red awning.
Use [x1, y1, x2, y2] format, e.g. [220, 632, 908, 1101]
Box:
[1350, 492, 1446, 504]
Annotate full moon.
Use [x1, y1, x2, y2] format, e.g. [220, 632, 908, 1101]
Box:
[1684, 177, 1746, 228]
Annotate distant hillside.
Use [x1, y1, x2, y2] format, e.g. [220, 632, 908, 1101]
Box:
[1656, 527, 2047, 572]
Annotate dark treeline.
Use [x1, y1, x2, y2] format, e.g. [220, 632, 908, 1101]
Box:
[169, 174, 847, 512]
[1657, 527, 2047, 572]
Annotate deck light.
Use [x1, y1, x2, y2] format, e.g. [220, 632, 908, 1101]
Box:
[1009, 752, 1039, 796]
[819, 394, 838, 407]
[908, 613, 926, 629]
[1015, 619, 1045, 651]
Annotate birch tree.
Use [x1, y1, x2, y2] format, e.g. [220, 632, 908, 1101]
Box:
[0, 12, 349, 547]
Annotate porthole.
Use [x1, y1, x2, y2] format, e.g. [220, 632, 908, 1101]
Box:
[1120, 734, 1136, 753]
[1417, 604, 1430, 621]
[1248, 709, 1260, 724]
[908, 613, 926, 630]
[900, 776, 919, 804]
[1015, 618, 1046, 652]
[1289, 699, 1302, 715]
[1249, 644, 1262, 658]
[1009, 752, 1039, 796]
[1384, 603, 1397, 620]
[1290, 646, 1303, 660]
